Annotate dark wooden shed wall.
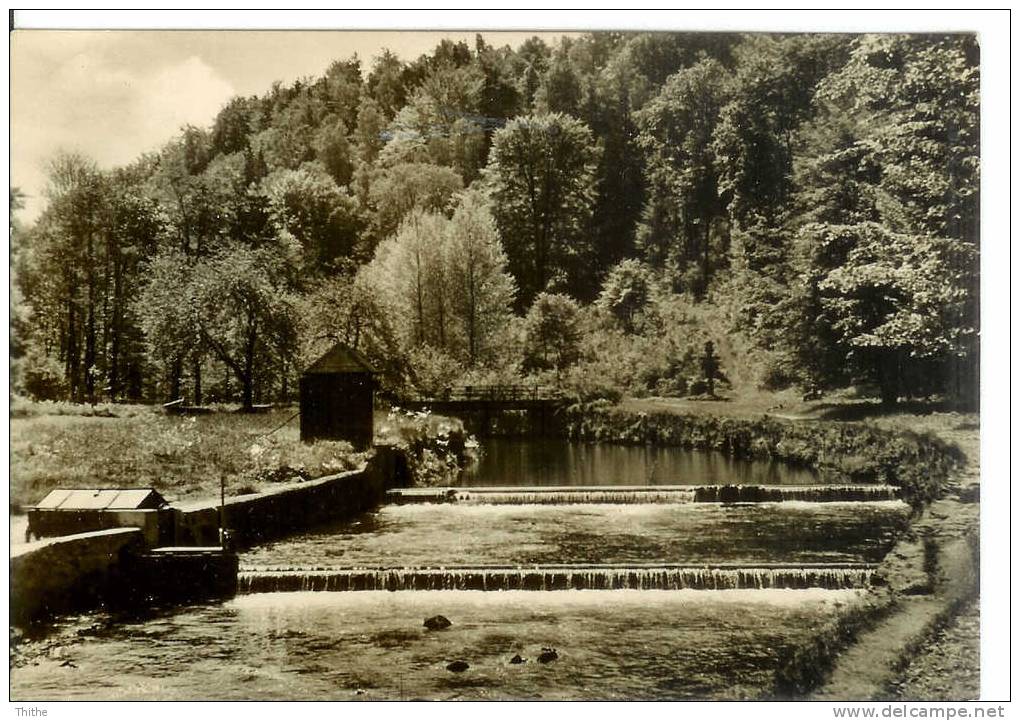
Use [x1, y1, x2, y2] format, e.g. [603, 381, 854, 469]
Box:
[299, 372, 374, 448]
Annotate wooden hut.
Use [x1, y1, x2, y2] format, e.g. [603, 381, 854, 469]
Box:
[27, 488, 172, 545]
[299, 344, 377, 448]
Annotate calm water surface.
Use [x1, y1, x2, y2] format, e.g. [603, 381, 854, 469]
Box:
[457, 438, 821, 487]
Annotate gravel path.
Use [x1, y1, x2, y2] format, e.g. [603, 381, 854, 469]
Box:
[891, 598, 980, 700]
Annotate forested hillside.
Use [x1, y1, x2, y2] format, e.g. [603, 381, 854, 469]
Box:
[10, 31, 979, 408]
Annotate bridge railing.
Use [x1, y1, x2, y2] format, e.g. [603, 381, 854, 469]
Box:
[405, 384, 564, 404]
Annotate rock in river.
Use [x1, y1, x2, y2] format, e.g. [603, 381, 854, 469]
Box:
[537, 648, 558, 664]
[509, 654, 527, 665]
[424, 615, 452, 630]
[446, 660, 470, 673]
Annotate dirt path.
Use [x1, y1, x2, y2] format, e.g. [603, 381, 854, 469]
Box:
[889, 598, 980, 700]
[811, 422, 980, 700]
[811, 598, 945, 700]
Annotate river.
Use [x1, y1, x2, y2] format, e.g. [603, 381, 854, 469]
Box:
[11, 439, 907, 701]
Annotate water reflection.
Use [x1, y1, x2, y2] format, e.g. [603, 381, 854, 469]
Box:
[458, 439, 820, 487]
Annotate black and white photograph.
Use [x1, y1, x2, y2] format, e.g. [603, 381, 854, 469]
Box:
[7, 9, 1009, 708]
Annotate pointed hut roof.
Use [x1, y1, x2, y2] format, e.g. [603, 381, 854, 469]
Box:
[304, 344, 378, 375]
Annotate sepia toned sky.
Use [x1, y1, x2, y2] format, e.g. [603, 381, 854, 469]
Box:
[10, 30, 571, 223]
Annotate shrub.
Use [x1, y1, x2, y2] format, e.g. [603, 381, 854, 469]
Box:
[522, 292, 582, 374]
[596, 259, 654, 332]
[759, 352, 803, 391]
[460, 361, 526, 389]
[376, 408, 470, 486]
[10, 396, 152, 419]
[407, 346, 465, 397]
[688, 379, 708, 395]
[243, 435, 364, 484]
[20, 348, 69, 401]
[654, 375, 688, 397]
[561, 365, 625, 404]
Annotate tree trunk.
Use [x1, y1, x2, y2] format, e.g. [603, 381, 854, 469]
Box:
[876, 352, 900, 405]
[85, 228, 97, 404]
[85, 300, 96, 404]
[170, 356, 182, 402]
[242, 376, 254, 410]
[436, 274, 446, 350]
[702, 219, 711, 296]
[102, 235, 112, 400]
[467, 261, 477, 365]
[241, 318, 257, 410]
[193, 356, 202, 405]
[66, 299, 80, 401]
[109, 255, 122, 400]
[415, 248, 426, 346]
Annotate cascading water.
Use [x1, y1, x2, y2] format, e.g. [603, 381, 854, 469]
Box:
[238, 562, 875, 593]
[386, 484, 902, 505]
[13, 439, 903, 701]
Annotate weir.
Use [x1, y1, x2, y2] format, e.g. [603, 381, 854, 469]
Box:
[386, 484, 902, 505]
[237, 562, 876, 593]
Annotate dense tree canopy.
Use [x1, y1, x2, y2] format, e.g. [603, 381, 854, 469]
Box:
[12, 31, 979, 407]
[790, 34, 979, 402]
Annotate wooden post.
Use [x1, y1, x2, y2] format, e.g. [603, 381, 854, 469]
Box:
[219, 474, 226, 549]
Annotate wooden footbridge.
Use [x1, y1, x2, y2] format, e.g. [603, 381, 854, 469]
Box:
[400, 385, 566, 415]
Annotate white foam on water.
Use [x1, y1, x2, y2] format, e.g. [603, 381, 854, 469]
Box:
[381, 500, 910, 520]
[228, 587, 864, 611]
[757, 500, 910, 510]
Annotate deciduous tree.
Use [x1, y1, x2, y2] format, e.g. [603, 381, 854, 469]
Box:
[445, 192, 516, 365]
[486, 113, 600, 309]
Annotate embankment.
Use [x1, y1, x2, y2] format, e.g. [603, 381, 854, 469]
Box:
[801, 430, 980, 701]
[551, 402, 977, 698]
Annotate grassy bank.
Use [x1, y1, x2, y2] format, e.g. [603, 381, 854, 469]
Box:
[11, 399, 467, 508]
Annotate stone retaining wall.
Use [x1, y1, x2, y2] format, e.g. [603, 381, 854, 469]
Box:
[173, 444, 402, 547]
[10, 528, 144, 625]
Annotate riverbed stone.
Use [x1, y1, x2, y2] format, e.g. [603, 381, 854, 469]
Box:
[446, 660, 469, 673]
[537, 648, 558, 663]
[424, 614, 452, 630]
